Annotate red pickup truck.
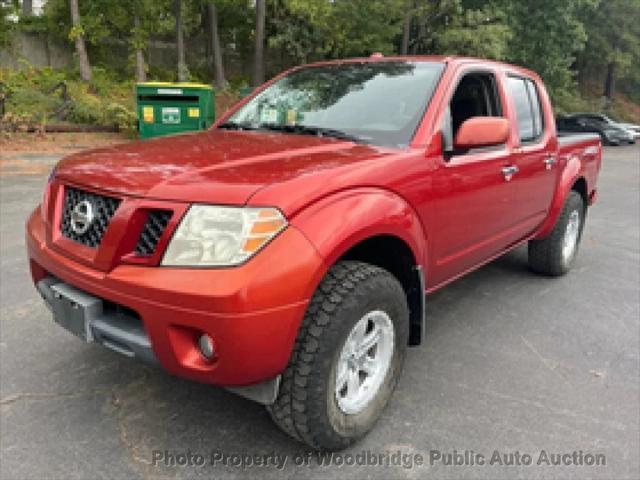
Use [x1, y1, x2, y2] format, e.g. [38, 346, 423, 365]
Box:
[26, 56, 602, 450]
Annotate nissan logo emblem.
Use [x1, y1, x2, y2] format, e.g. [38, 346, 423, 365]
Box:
[70, 200, 95, 235]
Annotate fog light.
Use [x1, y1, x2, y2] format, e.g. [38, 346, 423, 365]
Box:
[198, 334, 215, 360]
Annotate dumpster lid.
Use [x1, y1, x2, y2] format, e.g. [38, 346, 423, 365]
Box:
[136, 81, 213, 90]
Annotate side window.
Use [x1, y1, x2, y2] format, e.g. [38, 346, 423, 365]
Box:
[526, 80, 543, 137]
[442, 71, 503, 153]
[507, 76, 544, 143]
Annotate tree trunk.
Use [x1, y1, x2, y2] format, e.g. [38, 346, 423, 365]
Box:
[175, 0, 188, 82]
[208, 2, 226, 89]
[252, 0, 266, 87]
[69, 0, 92, 82]
[410, 17, 426, 54]
[603, 61, 616, 104]
[22, 0, 33, 16]
[401, 1, 413, 55]
[134, 14, 147, 83]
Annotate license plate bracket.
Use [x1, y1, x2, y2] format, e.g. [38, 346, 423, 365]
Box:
[48, 283, 103, 342]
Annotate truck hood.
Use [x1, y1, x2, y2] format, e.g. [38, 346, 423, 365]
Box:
[55, 129, 394, 208]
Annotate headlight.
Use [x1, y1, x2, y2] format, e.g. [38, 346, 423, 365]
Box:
[161, 205, 287, 267]
[41, 166, 57, 221]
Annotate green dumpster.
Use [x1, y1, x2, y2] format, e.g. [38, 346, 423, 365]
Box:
[136, 82, 215, 139]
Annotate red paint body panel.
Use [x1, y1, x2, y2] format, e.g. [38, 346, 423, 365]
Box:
[55, 129, 372, 205]
[534, 139, 602, 238]
[27, 207, 325, 385]
[26, 56, 602, 387]
[454, 117, 510, 149]
[289, 188, 427, 268]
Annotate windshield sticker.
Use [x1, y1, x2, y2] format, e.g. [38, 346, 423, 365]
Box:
[286, 109, 297, 126]
[260, 108, 279, 124]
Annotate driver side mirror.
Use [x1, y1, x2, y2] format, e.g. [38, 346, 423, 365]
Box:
[453, 117, 510, 150]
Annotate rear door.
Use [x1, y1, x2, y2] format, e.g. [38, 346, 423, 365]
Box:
[505, 75, 558, 232]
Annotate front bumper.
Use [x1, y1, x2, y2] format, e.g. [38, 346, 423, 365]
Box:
[26, 207, 326, 386]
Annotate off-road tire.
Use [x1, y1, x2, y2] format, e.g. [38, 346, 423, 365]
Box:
[528, 191, 586, 276]
[267, 261, 409, 450]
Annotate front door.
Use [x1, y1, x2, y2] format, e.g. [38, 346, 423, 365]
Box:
[428, 68, 520, 288]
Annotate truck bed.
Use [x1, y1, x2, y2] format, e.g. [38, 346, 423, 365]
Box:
[557, 132, 601, 204]
[557, 131, 601, 146]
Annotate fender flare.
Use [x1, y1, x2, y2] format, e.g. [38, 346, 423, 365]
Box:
[535, 154, 585, 239]
[289, 187, 427, 270]
[289, 187, 428, 344]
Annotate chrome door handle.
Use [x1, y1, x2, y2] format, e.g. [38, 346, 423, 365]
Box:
[543, 155, 557, 169]
[501, 165, 519, 181]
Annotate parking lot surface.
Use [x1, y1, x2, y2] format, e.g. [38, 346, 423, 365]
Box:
[1, 145, 639, 480]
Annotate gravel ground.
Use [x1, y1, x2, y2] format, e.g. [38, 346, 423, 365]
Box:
[1, 144, 639, 480]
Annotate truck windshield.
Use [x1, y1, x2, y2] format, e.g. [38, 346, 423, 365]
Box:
[221, 61, 445, 147]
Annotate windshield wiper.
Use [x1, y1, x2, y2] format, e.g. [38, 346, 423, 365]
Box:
[259, 124, 369, 143]
[218, 121, 259, 131]
[219, 122, 369, 143]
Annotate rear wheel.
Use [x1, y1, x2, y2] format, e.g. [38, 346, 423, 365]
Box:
[267, 261, 409, 450]
[528, 191, 586, 276]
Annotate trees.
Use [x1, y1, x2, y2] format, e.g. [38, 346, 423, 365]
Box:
[208, 1, 226, 88]
[21, 0, 31, 16]
[434, 2, 511, 60]
[398, 0, 510, 60]
[133, 13, 146, 82]
[577, 0, 640, 108]
[269, 0, 405, 62]
[400, 0, 414, 55]
[500, 0, 588, 103]
[175, 0, 188, 82]
[253, 0, 265, 87]
[3, 0, 637, 119]
[69, 0, 92, 82]
[1, 1, 19, 47]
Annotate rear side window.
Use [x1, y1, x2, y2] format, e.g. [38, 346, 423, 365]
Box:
[526, 80, 543, 137]
[507, 76, 544, 142]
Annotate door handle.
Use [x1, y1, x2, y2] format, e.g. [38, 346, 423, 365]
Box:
[543, 155, 557, 170]
[501, 165, 519, 181]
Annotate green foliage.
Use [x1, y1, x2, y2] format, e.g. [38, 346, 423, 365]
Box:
[43, 0, 178, 73]
[104, 102, 138, 131]
[0, 65, 136, 132]
[577, 0, 640, 103]
[270, 0, 406, 62]
[436, 4, 512, 60]
[2, 0, 638, 125]
[499, 0, 591, 103]
[0, 0, 19, 46]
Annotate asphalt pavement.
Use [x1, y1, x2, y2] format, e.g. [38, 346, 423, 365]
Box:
[1, 145, 639, 480]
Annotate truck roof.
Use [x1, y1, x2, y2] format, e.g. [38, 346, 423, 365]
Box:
[300, 55, 541, 82]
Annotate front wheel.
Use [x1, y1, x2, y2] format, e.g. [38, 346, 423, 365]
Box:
[267, 261, 409, 450]
[528, 191, 586, 276]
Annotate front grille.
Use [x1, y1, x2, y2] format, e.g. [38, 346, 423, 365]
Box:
[61, 187, 121, 248]
[135, 210, 172, 256]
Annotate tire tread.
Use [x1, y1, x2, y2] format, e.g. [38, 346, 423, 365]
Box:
[528, 191, 585, 276]
[267, 261, 399, 449]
